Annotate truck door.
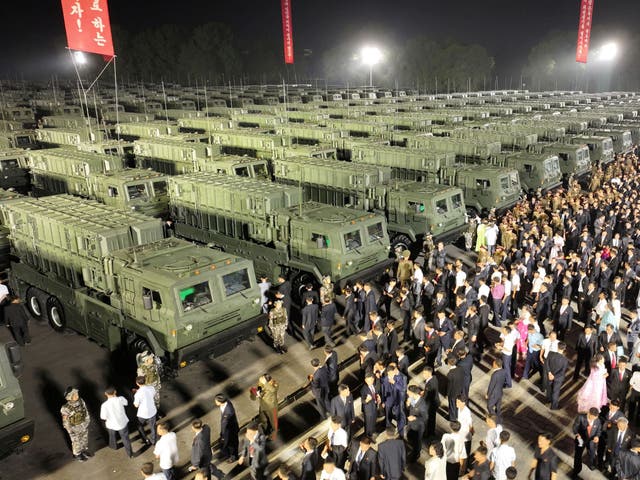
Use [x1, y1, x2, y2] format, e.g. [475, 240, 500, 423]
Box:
[290, 226, 304, 259]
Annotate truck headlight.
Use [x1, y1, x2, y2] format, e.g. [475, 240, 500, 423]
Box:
[347, 261, 353, 266]
[185, 324, 193, 332]
[254, 298, 260, 304]
[2, 401, 15, 414]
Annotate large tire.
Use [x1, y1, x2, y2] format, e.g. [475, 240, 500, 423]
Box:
[391, 234, 412, 258]
[46, 297, 66, 332]
[25, 287, 45, 320]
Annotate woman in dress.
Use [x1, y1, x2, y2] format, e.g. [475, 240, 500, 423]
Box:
[515, 306, 533, 360]
[577, 354, 608, 413]
[424, 441, 446, 480]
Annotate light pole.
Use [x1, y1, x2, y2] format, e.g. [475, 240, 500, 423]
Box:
[361, 46, 382, 87]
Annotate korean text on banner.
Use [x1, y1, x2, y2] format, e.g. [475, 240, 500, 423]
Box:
[281, 0, 294, 64]
[61, 0, 115, 57]
[575, 0, 594, 63]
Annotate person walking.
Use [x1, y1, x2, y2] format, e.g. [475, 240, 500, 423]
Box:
[60, 387, 92, 462]
[188, 419, 212, 479]
[256, 373, 279, 440]
[5, 296, 30, 345]
[238, 422, 267, 480]
[154, 423, 179, 480]
[571, 408, 602, 476]
[100, 387, 133, 458]
[529, 433, 559, 480]
[134, 375, 158, 446]
[214, 394, 239, 462]
[137, 351, 162, 412]
[321, 295, 338, 347]
[268, 300, 288, 354]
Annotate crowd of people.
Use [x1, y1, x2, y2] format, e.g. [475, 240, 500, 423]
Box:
[9, 150, 640, 480]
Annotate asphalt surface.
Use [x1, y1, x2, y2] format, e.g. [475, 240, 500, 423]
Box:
[0, 246, 621, 480]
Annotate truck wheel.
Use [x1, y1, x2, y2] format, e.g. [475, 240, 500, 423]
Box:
[25, 287, 44, 320]
[131, 337, 152, 356]
[391, 234, 412, 258]
[46, 297, 66, 332]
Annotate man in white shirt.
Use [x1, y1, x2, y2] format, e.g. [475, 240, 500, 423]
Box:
[441, 420, 467, 480]
[320, 457, 346, 480]
[489, 430, 516, 480]
[100, 387, 132, 457]
[140, 461, 167, 479]
[322, 416, 348, 469]
[134, 375, 157, 446]
[154, 423, 179, 480]
[499, 325, 518, 388]
[484, 414, 502, 459]
[456, 396, 474, 458]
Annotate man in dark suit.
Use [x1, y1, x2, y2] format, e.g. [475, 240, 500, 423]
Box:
[301, 297, 319, 349]
[310, 358, 330, 417]
[377, 426, 405, 480]
[608, 356, 631, 410]
[302, 283, 319, 305]
[486, 358, 508, 420]
[346, 436, 378, 480]
[362, 283, 377, 333]
[423, 322, 441, 368]
[189, 419, 213, 479]
[238, 422, 267, 480]
[343, 287, 359, 336]
[325, 346, 339, 395]
[607, 417, 633, 476]
[572, 408, 602, 476]
[360, 374, 380, 437]
[598, 399, 624, 469]
[553, 297, 573, 341]
[214, 394, 239, 462]
[406, 385, 428, 463]
[446, 355, 465, 421]
[573, 324, 597, 381]
[546, 342, 569, 410]
[300, 436, 319, 480]
[616, 438, 640, 480]
[330, 384, 355, 436]
[602, 338, 623, 375]
[420, 367, 440, 437]
[410, 309, 426, 355]
[320, 296, 337, 348]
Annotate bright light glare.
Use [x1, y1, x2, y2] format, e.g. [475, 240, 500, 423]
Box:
[361, 46, 383, 66]
[599, 42, 618, 61]
[74, 51, 87, 65]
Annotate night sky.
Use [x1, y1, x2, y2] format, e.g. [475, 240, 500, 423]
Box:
[1, 0, 638, 78]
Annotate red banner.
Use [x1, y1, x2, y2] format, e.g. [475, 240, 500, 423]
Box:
[281, 0, 294, 64]
[575, 0, 594, 63]
[61, 0, 115, 58]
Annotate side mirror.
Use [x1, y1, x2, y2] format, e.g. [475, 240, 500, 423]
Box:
[142, 294, 153, 311]
[6, 342, 23, 378]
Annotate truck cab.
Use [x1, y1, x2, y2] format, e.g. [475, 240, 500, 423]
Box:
[569, 135, 614, 165]
[444, 165, 521, 214]
[501, 152, 562, 193]
[0, 149, 30, 192]
[589, 128, 633, 154]
[100, 170, 170, 217]
[542, 144, 591, 181]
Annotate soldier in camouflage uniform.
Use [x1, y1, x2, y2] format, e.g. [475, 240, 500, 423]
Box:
[320, 276, 335, 304]
[137, 351, 161, 410]
[60, 387, 92, 462]
[268, 300, 288, 354]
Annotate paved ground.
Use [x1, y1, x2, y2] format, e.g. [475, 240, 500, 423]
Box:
[0, 247, 622, 479]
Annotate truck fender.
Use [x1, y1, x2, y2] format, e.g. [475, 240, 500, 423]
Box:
[285, 260, 324, 284]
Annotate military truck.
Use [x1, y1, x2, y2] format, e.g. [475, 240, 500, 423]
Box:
[0, 342, 33, 458]
[390, 132, 502, 161]
[115, 122, 180, 140]
[497, 151, 562, 193]
[272, 156, 466, 251]
[0, 149, 30, 192]
[168, 172, 393, 291]
[568, 135, 614, 165]
[588, 128, 633, 154]
[347, 142, 521, 213]
[0, 130, 38, 150]
[0, 188, 23, 270]
[36, 127, 106, 147]
[539, 143, 591, 182]
[5, 195, 263, 366]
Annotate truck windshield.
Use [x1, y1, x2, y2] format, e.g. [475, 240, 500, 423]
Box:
[544, 159, 558, 177]
[253, 163, 269, 179]
[222, 268, 252, 297]
[435, 198, 448, 214]
[127, 183, 149, 200]
[451, 193, 463, 209]
[344, 229, 362, 251]
[0, 159, 19, 169]
[603, 139, 613, 151]
[500, 177, 509, 190]
[179, 281, 213, 312]
[367, 222, 384, 242]
[153, 181, 167, 196]
[509, 172, 519, 187]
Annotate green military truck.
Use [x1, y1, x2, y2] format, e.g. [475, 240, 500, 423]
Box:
[347, 142, 521, 214]
[0, 189, 23, 270]
[588, 128, 633, 154]
[497, 151, 562, 194]
[5, 195, 263, 366]
[0, 342, 33, 458]
[27, 147, 169, 217]
[272, 156, 466, 252]
[115, 122, 180, 140]
[0, 149, 30, 192]
[0, 130, 38, 150]
[133, 137, 270, 179]
[568, 135, 615, 165]
[540, 143, 591, 182]
[35, 127, 106, 147]
[168, 172, 393, 291]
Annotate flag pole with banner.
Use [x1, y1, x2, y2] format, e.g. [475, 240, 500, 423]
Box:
[575, 0, 594, 63]
[281, 0, 294, 64]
